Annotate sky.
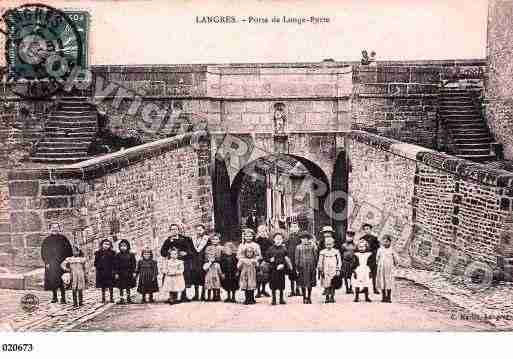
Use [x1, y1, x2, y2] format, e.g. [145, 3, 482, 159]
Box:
[0, 0, 489, 65]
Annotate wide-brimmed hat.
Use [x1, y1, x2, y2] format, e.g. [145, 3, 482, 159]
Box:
[320, 225, 335, 234]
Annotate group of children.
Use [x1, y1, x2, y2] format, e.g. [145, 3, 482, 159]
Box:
[59, 222, 398, 307]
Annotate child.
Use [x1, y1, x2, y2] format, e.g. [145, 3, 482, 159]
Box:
[94, 238, 116, 303]
[114, 239, 137, 304]
[61, 246, 87, 308]
[353, 240, 372, 303]
[376, 235, 399, 303]
[205, 233, 224, 261]
[340, 237, 358, 294]
[204, 233, 224, 301]
[266, 232, 292, 305]
[256, 259, 271, 298]
[237, 247, 258, 305]
[220, 242, 239, 303]
[162, 247, 186, 305]
[203, 252, 223, 301]
[136, 248, 159, 303]
[317, 237, 341, 303]
[255, 225, 271, 298]
[295, 231, 317, 304]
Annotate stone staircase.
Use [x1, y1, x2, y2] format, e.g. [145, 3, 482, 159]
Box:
[30, 97, 97, 163]
[439, 88, 498, 163]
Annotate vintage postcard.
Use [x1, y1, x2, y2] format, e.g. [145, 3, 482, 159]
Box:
[0, 0, 511, 344]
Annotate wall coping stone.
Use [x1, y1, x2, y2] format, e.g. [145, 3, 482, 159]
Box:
[8, 131, 209, 182]
[0, 59, 487, 75]
[348, 130, 513, 188]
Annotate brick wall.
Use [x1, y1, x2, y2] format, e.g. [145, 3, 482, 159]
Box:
[485, 0, 513, 160]
[1, 132, 213, 271]
[347, 131, 513, 275]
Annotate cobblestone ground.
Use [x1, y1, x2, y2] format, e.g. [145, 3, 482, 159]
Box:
[0, 289, 112, 332]
[397, 268, 513, 330]
[2, 268, 512, 332]
[73, 279, 496, 332]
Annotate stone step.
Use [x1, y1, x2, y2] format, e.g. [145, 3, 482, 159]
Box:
[31, 151, 89, 158]
[50, 114, 97, 120]
[457, 148, 491, 156]
[36, 146, 89, 153]
[38, 141, 90, 147]
[439, 95, 476, 100]
[439, 105, 475, 110]
[446, 121, 486, 128]
[29, 156, 91, 163]
[439, 109, 480, 114]
[55, 110, 97, 115]
[453, 130, 491, 138]
[45, 126, 96, 132]
[442, 115, 482, 121]
[45, 135, 95, 141]
[455, 142, 492, 148]
[46, 121, 97, 128]
[458, 154, 497, 162]
[453, 137, 493, 144]
[58, 104, 94, 111]
[439, 99, 476, 104]
[44, 131, 96, 138]
[59, 96, 89, 101]
[449, 122, 488, 129]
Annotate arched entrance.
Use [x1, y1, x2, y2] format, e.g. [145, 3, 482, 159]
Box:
[213, 153, 332, 242]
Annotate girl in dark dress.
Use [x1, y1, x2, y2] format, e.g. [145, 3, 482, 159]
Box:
[94, 239, 116, 303]
[266, 232, 292, 305]
[136, 248, 159, 303]
[255, 225, 271, 298]
[340, 232, 358, 294]
[220, 242, 239, 303]
[114, 239, 137, 304]
[41, 223, 73, 304]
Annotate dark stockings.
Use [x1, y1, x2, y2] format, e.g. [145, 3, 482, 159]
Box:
[52, 287, 66, 304]
[355, 287, 371, 302]
[344, 279, 353, 294]
[72, 290, 83, 307]
[101, 288, 114, 303]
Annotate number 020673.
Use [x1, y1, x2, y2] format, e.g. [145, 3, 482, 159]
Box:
[2, 344, 34, 352]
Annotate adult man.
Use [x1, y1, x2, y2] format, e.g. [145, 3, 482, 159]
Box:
[160, 223, 193, 302]
[286, 221, 302, 297]
[359, 223, 381, 294]
[41, 223, 73, 303]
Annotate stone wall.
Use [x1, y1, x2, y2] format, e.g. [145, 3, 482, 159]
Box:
[347, 131, 513, 275]
[1, 132, 213, 270]
[485, 0, 513, 160]
[351, 60, 486, 150]
[1, 59, 487, 153]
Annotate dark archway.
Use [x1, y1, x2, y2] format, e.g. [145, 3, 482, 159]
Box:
[212, 155, 238, 240]
[331, 150, 349, 242]
[228, 154, 331, 241]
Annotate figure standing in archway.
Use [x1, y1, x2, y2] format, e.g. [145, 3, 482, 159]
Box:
[41, 223, 73, 304]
